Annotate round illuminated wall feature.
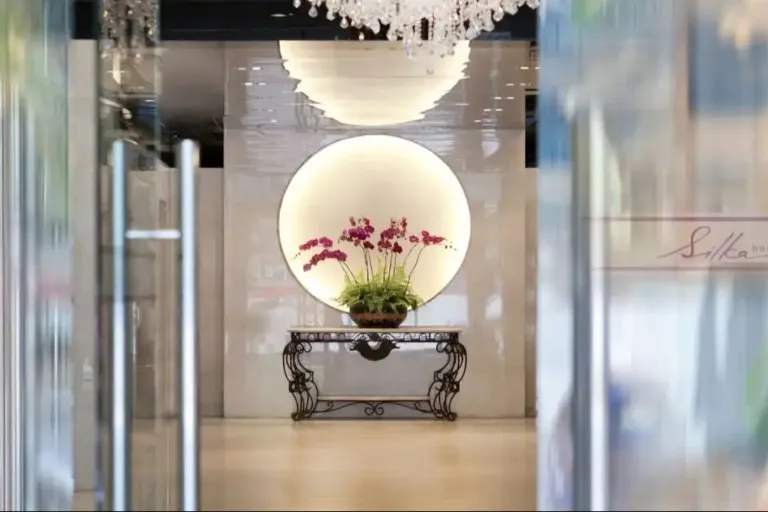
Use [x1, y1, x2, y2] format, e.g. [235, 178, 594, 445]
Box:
[279, 41, 470, 127]
[278, 135, 471, 312]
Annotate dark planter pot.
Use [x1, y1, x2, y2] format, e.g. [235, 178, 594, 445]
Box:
[348, 302, 408, 329]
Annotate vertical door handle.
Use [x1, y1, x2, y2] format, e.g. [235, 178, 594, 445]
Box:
[177, 140, 199, 511]
[110, 139, 131, 512]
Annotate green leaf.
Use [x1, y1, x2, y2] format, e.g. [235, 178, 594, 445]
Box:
[333, 262, 423, 313]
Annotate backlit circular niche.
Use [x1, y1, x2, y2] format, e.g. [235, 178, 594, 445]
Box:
[279, 41, 470, 126]
[278, 135, 471, 312]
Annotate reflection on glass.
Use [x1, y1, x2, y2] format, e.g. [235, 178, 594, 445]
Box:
[0, 0, 72, 509]
[97, 8, 177, 506]
[540, 0, 768, 510]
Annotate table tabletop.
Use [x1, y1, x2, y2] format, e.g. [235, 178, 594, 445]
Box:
[287, 326, 464, 334]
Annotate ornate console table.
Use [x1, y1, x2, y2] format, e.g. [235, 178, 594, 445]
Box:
[282, 327, 466, 421]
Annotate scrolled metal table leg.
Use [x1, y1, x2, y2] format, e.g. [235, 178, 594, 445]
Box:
[428, 338, 468, 421]
[282, 339, 319, 420]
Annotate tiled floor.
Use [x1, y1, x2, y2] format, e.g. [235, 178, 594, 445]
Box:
[75, 418, 536, 511]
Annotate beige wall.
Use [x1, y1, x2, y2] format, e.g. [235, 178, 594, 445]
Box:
[197, 170, 226, 417]
[110, 169, 225, 420]
[221, 128, 536, 418]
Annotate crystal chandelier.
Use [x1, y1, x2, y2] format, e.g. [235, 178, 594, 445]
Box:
[292, 0, 539, 57]
[100, 0, 159, 58]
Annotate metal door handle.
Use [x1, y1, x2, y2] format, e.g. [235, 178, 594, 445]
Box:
[111, 140, 130, 512]
[177, 140, 199, 512]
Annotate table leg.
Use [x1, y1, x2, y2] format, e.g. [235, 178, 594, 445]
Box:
[428, 339, 468, 420]
[282, 340, 319, 420]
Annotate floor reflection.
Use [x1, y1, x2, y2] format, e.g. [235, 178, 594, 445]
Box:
[74, 419, 536, 511]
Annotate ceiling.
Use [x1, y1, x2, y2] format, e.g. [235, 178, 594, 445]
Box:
[107, 40, 538, 167]
[74, 0, 536, 41]
[86, 0, 538, 167]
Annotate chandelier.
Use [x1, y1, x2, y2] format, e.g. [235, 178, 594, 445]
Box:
[292, 0, 539, 57]
[100, 0, 159, 58]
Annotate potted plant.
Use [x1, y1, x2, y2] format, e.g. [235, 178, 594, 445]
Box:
[293, 216, 455, 328]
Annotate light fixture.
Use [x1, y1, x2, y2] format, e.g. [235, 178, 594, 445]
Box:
[280, 41, 470, 126]
[100, 0, 158, 58]
[292, 0, 539, 57]
[278, 135, 471, 311]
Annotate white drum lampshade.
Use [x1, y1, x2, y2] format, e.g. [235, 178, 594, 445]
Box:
[279, 41, 470, 126]
[278, 135, 471, 311]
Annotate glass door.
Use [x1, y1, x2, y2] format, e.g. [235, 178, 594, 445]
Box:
[96, 1, 200, 509]
[539, 1, 768, 510]
[99, 138, 199, 511]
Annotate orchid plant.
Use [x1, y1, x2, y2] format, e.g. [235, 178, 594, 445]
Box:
[293, 216, 456, 314]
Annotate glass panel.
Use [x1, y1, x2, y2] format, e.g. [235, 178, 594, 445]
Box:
[0, 0, 72, 509]
[96, 0, 179, 509]
[540, 0, 768, 509]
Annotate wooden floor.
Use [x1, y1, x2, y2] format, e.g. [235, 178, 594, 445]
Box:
[76, 419, 536, 511]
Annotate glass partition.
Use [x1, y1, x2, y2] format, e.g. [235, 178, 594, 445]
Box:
[0, 0, 73, 509]
[540, 0, 768, 509]
[96, 1, 182, 509]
